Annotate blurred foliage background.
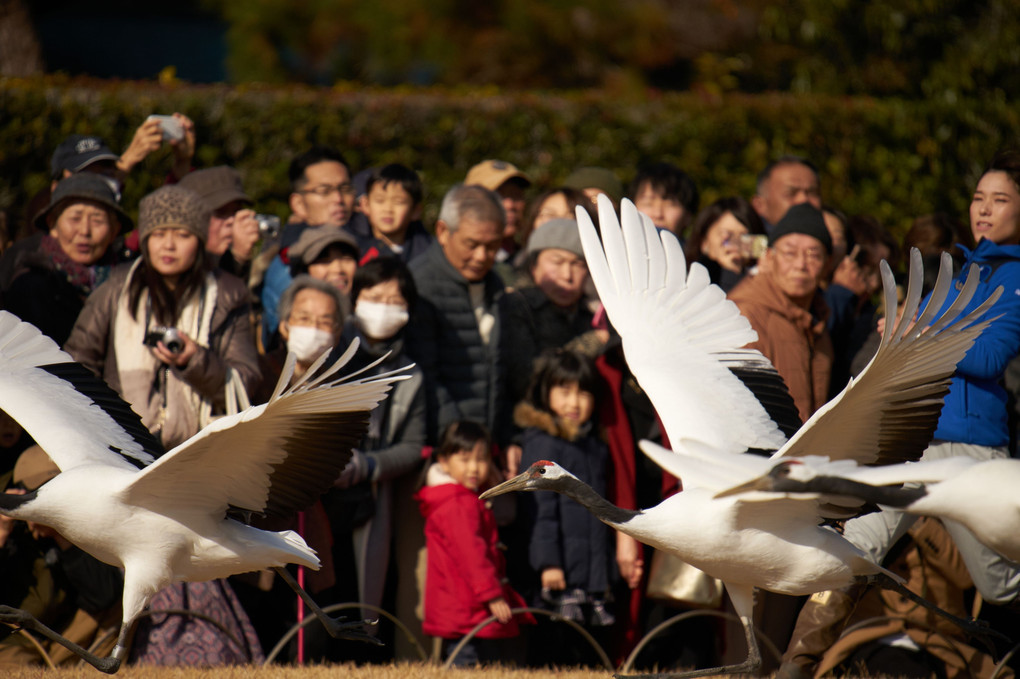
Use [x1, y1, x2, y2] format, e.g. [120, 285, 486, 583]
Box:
[2, 0, 1020, 248]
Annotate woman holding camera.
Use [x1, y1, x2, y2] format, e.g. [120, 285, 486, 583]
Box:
[683, 196, 767, 292]
[65, 184, 260, 451]
[63, 184, 263, 665]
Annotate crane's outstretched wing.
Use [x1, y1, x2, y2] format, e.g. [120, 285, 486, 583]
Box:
[0, 312, 161, 472]
[775, 249, 1001, 465]
[577, 195, 795, 457]
[642, 440, 871, 521]
[123, 340, 410, 519]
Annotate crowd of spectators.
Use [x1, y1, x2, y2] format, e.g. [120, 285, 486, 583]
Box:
[0, 114, 1018, 676]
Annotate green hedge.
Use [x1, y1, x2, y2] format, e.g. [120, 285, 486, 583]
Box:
[2, 76, 1018, 247]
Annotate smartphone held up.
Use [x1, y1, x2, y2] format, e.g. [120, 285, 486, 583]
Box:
[146, 114, 185, 143]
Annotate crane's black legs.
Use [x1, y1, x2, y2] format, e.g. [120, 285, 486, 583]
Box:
[870, 573, 1009, 647]
[617, 614, 762, 679]
[271, 567, 383, 646]
[0, 605, 124, 673]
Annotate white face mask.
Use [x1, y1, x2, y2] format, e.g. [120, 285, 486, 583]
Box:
[355, 300, 409, 340]
[286, 325, 335, 362]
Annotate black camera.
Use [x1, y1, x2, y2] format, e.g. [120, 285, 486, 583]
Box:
[255, 214, 281, 240]
[143, 326, 185, 354]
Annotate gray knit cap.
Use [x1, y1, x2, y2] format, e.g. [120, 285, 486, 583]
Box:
[526, 218, 585, 259]
[138, 185, 210, 244]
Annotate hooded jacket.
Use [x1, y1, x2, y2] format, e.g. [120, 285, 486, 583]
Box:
[930, 239, 1020, 446]
[514, 402, 615, 600]
[728, 271, 833, 422]
[416, 469, 530, 639]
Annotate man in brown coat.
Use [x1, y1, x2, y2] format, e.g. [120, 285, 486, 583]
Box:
[728, 203, 834, 422]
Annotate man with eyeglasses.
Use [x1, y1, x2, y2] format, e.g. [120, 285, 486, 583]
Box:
[726, 203, 835, 666]
[282, 146, 356, 247]
[728, 203, 834, 423]
[260, 146, 355, 348]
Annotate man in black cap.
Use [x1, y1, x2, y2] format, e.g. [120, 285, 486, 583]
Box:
[50, 114, 196, 191]
[726, 202, 835, 668]
[49, 135, 121, 186]
[728, 202, 834, 422]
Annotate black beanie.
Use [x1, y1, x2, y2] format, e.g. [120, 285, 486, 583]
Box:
[768, 203, 832, 254]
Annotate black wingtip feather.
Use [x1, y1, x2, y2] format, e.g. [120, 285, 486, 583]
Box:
[40, 362, 164, 467]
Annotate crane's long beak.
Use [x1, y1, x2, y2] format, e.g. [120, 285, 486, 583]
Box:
[480, 471, 532, 500]
[713, 474, 774, 499]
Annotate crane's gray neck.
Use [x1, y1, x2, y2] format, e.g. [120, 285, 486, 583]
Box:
[776, 475, 928, 508]
[0, 490, 38, 515]
[554, 478, 641, 527]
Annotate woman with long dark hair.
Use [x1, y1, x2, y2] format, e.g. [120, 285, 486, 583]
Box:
[64, 184, 262, 666]
[65, 184, 259, 450]
[684, 196, 766, 292]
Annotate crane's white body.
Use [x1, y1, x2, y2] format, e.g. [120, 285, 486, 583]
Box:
[841, 456, 1020, 564]
[0, 311, 407, 671]
[913, 459, 1020, 563]
[30, 464, 317, 581]
[548, 195, 1003, 675]
[624, 488, 881, 594]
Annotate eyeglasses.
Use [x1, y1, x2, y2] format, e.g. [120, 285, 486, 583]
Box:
[289, 314, 338, 331]
[300, 183, 355, 198]
[774, 247, 826, 265]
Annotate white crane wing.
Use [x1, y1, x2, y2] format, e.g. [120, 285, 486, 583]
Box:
[641, 441, 869, 522]
[775, 249, 1001, 465]
[578, 196, 790, 456]
[0, 312, 159, 473]
[123, 342, 410, 519]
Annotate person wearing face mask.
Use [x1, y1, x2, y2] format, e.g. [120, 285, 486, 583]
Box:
[254, 275, 346, 404]
[236, 275, 345, 655]
[318, 257, 426, 660]
[260, 226, 360, 352]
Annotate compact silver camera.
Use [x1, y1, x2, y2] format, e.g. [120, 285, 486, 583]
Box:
[255, 214, 281, 240]
[143, 326, 185, 354]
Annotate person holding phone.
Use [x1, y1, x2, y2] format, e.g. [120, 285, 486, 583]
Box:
[117, 112, 195, 182]
[684, 196, 767, 292]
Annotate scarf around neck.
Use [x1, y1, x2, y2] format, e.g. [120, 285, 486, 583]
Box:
[113, 259, 219, 449]
[40, 234, 116, 296]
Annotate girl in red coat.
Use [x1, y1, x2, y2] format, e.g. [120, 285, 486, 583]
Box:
[416, 421, 532, 666]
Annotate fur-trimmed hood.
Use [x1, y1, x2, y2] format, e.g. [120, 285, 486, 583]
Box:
[513, 400, 586, 442]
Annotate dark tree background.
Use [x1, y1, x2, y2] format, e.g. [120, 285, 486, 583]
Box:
[7, 1, 1019, 100]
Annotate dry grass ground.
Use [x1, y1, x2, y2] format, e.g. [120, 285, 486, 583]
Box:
[0, 664, 682, 679]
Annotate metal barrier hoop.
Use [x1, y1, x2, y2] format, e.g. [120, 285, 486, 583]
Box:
[441, 606, 614, 671]
[620, 609, 781, 675]
[264, 602, 429, 664]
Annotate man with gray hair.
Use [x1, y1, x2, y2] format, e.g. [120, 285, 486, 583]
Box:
[405, 184, 515, 445]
